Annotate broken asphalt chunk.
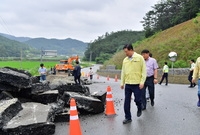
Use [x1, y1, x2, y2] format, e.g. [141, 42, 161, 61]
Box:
[3, 102, 55, 135]
[0, 98, 22, 129]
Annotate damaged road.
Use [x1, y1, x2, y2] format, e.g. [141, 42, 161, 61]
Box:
[0, 67, 106, 135]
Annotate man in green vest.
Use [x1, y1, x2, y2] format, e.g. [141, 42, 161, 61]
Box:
[159, 62, 169, 85]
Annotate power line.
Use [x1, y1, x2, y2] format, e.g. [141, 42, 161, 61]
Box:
[0, 15, 13, 35]
[0, 15, 22, 69]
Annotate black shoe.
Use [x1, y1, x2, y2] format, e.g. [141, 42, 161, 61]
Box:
[123, 119, 132, 124]
[159, 83, 161, 85]
[151, 100, 154, 106]
[142, 107, 146, 111]
[141, 106, 146, 110]
[137, 110, 142, 117]
[141, 104, 146, 110]
[193, 83, 196, 87]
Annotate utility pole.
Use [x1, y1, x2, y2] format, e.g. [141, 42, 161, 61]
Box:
[89, 51, 92, 63]
[20, 47, 22, 69]
[40, 48, 43, 63]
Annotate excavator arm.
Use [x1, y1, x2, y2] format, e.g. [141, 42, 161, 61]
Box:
[55, 55, 79, 76]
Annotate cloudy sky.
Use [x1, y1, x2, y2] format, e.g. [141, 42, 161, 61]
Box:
[0, 0, 158, 42]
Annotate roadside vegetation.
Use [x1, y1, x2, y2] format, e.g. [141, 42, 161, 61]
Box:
[104, 16, 200, 69]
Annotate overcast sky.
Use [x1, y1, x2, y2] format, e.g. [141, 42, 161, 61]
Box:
[0, 0, 158, 42]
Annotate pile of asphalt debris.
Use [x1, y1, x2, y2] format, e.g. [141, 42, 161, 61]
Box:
[0, 67, 106, 135]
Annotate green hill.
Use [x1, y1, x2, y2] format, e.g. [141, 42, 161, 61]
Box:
[24, 38, 88, 56]
[0, 35, 39, 57]
[0, 33, 88, 57]
[106, 16, 200, 69]
[0, 33, 31, 42]
[84, 30, 145, 63]
[134, 16, 200, 68]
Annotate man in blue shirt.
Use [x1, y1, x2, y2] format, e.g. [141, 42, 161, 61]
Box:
[38, 63, 47, 82]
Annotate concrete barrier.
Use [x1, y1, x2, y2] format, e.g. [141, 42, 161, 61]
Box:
[97, 67, 191, 84]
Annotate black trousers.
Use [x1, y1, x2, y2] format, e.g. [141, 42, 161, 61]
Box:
[160, 73, 168, 85]
[141, 76, 155, 108]
[188, 71, 195, 86]
[124, 84, 142, 120]
[74, 75, 81, 85]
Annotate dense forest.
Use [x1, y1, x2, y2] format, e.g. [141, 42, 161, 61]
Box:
[84, 30, 145, 63]
[142, 0, 200, 37]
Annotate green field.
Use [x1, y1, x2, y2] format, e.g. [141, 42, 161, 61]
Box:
[0, 60, 92, 76]
[0, 61, 58, 76]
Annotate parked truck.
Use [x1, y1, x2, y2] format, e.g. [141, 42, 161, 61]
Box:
[55, 55, 79, 76]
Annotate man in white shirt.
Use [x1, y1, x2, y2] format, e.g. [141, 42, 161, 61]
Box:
[38, 63, 47, 82]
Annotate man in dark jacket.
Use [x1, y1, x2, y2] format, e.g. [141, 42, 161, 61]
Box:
[73, 61, 81, 85]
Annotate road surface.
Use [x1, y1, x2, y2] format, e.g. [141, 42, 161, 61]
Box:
[55, 65, 200, 135]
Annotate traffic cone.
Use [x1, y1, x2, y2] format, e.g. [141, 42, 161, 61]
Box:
[81, 72, 85, 77]
[105, 86, 116, 116]
[114, 75, 118, 82]
[69, 98, 82, 135]
[107, 75, 110, 81]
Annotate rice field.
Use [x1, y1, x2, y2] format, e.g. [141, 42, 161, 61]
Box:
[0, 60, 58, 75]
[0, 60, 92, 75]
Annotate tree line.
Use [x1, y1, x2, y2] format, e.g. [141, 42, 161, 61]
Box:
[83, 30, 145, 63]
[142, 0, 200, 37]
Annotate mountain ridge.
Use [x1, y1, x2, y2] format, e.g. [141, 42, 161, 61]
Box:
[0, 33, 88, 56]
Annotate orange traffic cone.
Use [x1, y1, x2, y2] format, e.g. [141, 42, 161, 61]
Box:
[69, 98, 82, 135]
[105, 86, 116, 116]
[107, 75, 110, 81]
[114, 75, 118, 82]
[81, 72, 85, 77]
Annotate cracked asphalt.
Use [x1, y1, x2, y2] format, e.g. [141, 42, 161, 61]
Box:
[55, 65, 200, 135]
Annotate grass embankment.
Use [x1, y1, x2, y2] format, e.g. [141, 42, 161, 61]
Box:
[134, 16, 200, 68]
[102, 17, 200, 84]
[105, 16, 200, 69]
